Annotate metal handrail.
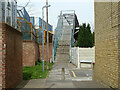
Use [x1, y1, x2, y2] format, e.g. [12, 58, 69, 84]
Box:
[53, 10, 76, 63]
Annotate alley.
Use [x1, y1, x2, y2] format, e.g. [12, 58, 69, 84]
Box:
[0, 0, 120, 89]
[17, 63, 106, 89]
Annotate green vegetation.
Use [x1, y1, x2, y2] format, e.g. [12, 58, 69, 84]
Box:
[76, 23, 95, 47]
[23, 61, 54, 80]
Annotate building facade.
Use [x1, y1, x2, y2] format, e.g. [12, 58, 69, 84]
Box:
[94, 2, 120, 89]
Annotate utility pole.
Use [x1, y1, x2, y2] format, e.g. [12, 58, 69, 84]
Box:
[46, 0, 49, 69]
[42, 4, 51, 72]
[42, 6, 45, 72]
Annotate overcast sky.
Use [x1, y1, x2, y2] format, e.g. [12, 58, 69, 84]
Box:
[17, 0, 94, 32]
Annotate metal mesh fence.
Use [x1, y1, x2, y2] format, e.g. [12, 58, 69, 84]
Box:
[17, 17, 53, 44]
[17, 18, 37, 42]
[37, 28, 43, 44]
[53, 11, 63, 62]
[17, 7, 53, 44]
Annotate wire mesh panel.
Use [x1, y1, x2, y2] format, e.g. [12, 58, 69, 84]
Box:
[17, 7, 53, 44]
[17, 7, 38, 42]
[53, 11, 63, 62]
[21, 22, 31, 40]
[30, 17, 35, 26]
[23, 8, 30, 22]
[39, 17, 53, 31]
[17, 7, 30, 22]
[17, 18, 38, 42]
[37, 28, 43, 44]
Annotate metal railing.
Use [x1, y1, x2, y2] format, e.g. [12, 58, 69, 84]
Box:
[53, 10, 76, 63]
[53, 11, 63, 62]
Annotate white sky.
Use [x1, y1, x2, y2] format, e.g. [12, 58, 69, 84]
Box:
[17, 0, 94, 32]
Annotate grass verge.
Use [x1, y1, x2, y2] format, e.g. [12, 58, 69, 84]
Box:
[23, 62, 54, 80]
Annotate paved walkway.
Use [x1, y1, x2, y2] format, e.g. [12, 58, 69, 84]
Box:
[45, 63, 76, 88]
[17, 79, 46, 88]
[17, 63, 107, 89]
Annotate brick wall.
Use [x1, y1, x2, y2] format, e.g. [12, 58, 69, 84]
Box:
[0, 24, 2, 87]
[1, 23, 22, 88]
[23, 40, 40, 66]
[94, 2, 120, 88]
[39, 43, 53, 62]
[118, 2, 120, 89]
[35, 41, 40, 63]
[49, 43, 53, 60]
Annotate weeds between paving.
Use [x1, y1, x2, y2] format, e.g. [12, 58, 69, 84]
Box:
[23, 60, 54, 80]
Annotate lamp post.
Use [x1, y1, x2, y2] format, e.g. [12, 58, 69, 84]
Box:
[46, 0, 49, 70]
[42, 4, 51, 72]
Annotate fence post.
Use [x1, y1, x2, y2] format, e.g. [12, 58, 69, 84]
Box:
[37, 29, 38, 42]
[31, 24, 33, 40]
[19, 22, 21, 32]
[78, 47, 80, 69]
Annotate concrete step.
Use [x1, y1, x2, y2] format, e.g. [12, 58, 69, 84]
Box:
[56, 53, 69, 57]
[62, 32, 71, 34]
[56, 52, 69, 54]
[61, 34, 71, 36]
[55, 59, 69, 61]
[55, 57, 69, 60]
[55, 58, 69, 61]
[56, 49, 69, 52]
[60, 37, 71, 41]
[59, 39, 71, 41]
[63, 26, 73, 29]
[55, 61, 69, 63]
[55, 62, 70, 64]
[57, 46, 69, 49]
[61, 33, 71, 35]
[57, 47, 69, 51]
[59, 41, 70, 46]
[58, 39, 70, 43]
[62, 29, 72, 31]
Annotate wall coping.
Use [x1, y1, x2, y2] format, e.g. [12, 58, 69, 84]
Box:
[23, 40, 40, 45]
[1, 23, 22, 36]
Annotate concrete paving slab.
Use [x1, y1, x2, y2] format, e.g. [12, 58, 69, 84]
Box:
[45, 63, 76, 88]
[73, 81, 107, 88]
[16, 63, 107, 89]
[72, 69, 93, 77]
[46, 80, 75, 88]
[16, 79, 46, 88]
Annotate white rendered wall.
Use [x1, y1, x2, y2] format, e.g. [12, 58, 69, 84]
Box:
[71, 47, 95, 68]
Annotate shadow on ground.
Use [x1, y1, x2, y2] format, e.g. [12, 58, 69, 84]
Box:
[16, 79, 46, 88]
[16, 80, 30, 89]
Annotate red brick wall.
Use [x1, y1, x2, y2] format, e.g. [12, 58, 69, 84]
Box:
[1, 23, 23, 88]
[39, 43, 53, 62]
[23, 40, 40, 66]
[0, 24, 2, 87]
[49, 43, 53, 60]
[35, 41, 40, 62]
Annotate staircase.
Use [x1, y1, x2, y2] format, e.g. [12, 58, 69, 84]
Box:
[55, 13, 74, 63]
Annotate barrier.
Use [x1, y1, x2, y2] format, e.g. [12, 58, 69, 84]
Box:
[71, 47, 95, 68]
